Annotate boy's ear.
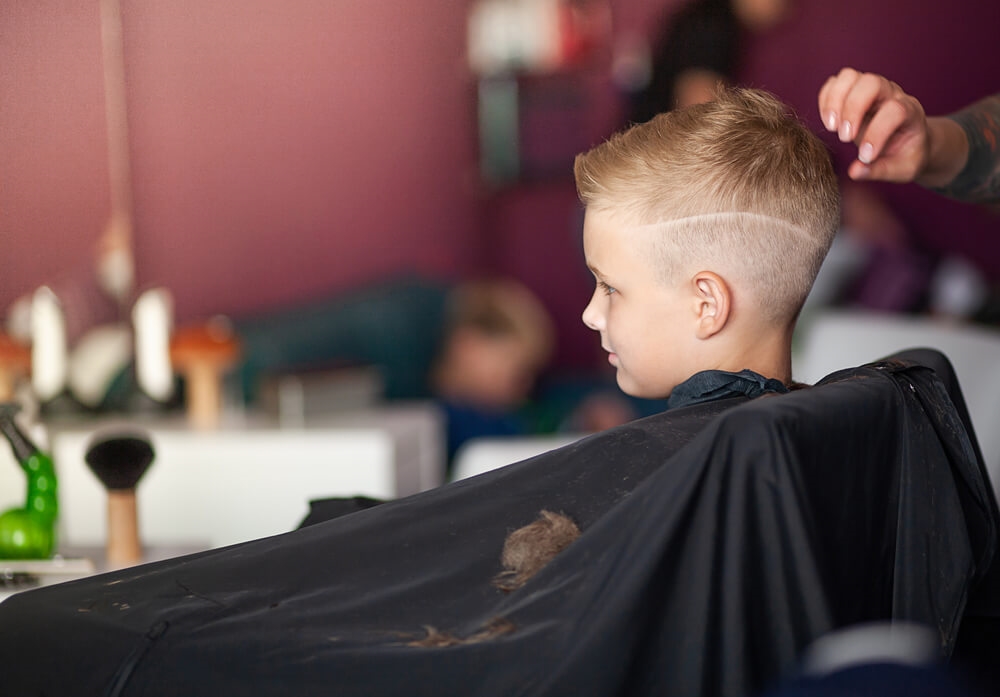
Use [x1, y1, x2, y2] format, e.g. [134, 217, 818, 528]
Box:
[692, 271, 731, 339]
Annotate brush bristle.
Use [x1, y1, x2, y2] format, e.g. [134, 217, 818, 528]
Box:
[84, 434, 155, 490]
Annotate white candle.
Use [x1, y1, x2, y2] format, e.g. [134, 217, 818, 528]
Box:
[132, 288, 174, 402]
[30, 287, 68, 402]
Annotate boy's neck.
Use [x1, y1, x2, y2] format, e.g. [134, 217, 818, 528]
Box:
[710, 326, 794, 386]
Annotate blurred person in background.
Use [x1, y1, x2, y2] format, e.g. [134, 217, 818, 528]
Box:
[627, 0, 791, 121]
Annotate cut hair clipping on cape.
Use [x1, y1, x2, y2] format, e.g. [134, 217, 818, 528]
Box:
[406, 617, 516, 648]
[493, 510, 581, 592]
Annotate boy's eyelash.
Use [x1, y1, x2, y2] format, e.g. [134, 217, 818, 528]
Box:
[598, 280, 616, 295]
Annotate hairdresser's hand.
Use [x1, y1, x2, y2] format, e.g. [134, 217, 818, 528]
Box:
[818, 67, 968, 188]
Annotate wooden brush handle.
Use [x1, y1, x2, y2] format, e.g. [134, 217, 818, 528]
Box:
[106, 489, 141, 568]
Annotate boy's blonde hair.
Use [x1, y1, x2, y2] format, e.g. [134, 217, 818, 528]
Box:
[574, 87, 840, 323]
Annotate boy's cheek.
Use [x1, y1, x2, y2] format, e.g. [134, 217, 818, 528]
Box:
[614, 371, 642, 398]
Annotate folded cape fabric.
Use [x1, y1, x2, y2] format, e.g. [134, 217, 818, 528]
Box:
[0, 350, 997, 697]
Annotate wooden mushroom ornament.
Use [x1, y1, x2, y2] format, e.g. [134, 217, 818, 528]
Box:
[0, 333, 31, 403]
[169, 318, 241, 429]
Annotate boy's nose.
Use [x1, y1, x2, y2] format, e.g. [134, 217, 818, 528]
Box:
[582, 292, 604, 331]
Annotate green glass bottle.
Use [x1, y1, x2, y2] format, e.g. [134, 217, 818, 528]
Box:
[0, 405, 58, 559]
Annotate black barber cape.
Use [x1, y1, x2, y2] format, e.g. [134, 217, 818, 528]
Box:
[0, 351, 997, 697]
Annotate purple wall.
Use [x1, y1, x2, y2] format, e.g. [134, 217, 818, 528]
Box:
[2, 1, 481, 323]
[0, 3, 111, 310]
[123, 1, 482, 319]
[739, 0, 1000, 278]
[492, 0, 1000, 368]
[3, 0, 997, 374]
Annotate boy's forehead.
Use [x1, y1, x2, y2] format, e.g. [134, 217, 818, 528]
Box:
[583, 206, 685, 244]
[583, 207, 646, 246]
[583, 206, 682, 246]
[583, 209, 625, 259]
[583, 208, 664, 275]
[584, 206, 641, 229]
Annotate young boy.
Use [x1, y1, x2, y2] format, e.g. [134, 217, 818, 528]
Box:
[429, 278, 554, 468]
[575, 87, 840, 403]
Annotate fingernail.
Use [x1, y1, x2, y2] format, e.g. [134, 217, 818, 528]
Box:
[858, 142, 874, 164]
[838, 120, 852, 142]
[825, 111, 837, 131]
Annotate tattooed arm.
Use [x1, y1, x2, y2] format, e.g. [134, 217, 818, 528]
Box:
[937, 95, 1000, 204]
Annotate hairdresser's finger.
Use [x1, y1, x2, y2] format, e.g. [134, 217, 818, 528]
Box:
[834, 72, 898, 144]
[858, 97, 917, 159]
[850, 96, 904, 161]
[819, 67, 867, 134]
[846, 159, 873, 181]
[849, 152, 920, 184]
[852, 92, 927, 183]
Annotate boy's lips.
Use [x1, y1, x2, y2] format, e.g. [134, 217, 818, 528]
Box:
[604, 348, 618, 366]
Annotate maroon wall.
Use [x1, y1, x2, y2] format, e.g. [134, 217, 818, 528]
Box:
[1, 0, 674, 372]
[739, 0, 1000, 279]
[0, 3, 111, 309]
[123, 1, 482, 319]
[488, 0, 1000, 369]
[2, 1, 482, 324]
[4, 0, 997, 375]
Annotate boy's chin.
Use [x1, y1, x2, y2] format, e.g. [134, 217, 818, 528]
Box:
[615, 373, 672, 401]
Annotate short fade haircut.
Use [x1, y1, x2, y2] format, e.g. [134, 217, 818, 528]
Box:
[574, 87, 840, 323]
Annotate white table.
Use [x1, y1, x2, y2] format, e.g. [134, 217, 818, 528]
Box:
[0, 403, 444, 553]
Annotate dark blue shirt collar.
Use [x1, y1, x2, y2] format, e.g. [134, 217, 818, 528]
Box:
[666, 369, 788, 410]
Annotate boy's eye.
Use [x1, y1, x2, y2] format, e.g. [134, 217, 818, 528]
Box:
[598, 280, 616, 295]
